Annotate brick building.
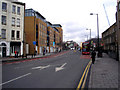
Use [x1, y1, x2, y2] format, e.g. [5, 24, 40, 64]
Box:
[25, 9, 47, 55]
[24, 9, 63, 55]
[102, 23, 117, 59]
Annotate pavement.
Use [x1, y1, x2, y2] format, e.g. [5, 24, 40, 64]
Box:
[88, 53, 119, 89]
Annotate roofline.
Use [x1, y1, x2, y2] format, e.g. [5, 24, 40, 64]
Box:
[102, 22, 116, 34]
[52, 24, 62, 27]
[13, 2, 25, 6]
[46, 21, 52, 26]
[25, 8, 46, 20]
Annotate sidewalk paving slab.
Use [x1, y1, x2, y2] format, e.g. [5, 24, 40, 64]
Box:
[88, 53, 119, 89]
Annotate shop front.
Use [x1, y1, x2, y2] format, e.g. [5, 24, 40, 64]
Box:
[10, 42, 22, 56]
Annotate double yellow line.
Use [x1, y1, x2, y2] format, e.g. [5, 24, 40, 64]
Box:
[77, 60, 92, 90]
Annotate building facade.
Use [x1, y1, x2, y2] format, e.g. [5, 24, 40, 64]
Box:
[25, 9, 47, 55]
[0, 0, 25, 57]
[102, 23, 117, 59]
[116, 0, 120, 61]
[52, 24, 63, 50]
[25, 9, 63, 55]
[46, 21, 55, 52]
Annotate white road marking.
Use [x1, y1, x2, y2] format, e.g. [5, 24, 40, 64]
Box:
[0, 73, 31, 86]
[32, 65, 51, 70]
[55, 63, 67, 72]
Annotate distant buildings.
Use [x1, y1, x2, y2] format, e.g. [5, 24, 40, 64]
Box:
[0, 0, 25, 57]
[65, 40, 79, 50]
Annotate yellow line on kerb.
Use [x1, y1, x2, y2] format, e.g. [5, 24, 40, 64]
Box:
[81, 61, 92, 88]
[76, 60, 92, 90]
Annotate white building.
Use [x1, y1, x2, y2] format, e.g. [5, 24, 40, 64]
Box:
[0, 0, 25, 57]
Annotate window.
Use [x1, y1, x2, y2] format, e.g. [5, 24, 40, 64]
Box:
[12, 17, 15, 26]
[1, 29, 6, 39]
[119, 2, 120, 10]
[17, 18, 20, 27]
[11, 30, 15, 40]
[17, 7, 20, 15]
[12, 5, 16, 14]
[2, 2, 7, 12]
[16, 31, 20, 40]
[1, 15, 7, 25]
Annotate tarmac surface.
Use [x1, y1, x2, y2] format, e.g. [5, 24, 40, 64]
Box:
[0, 51, 119, 89]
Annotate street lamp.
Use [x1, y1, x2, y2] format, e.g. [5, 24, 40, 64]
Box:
[90, 13, 100, 57]
[86, 28, 91, 39]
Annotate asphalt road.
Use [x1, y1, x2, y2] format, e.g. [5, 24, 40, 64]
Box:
[2, 50, 91, 89]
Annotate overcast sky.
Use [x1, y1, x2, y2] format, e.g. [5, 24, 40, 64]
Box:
[20, 0, 117, 44]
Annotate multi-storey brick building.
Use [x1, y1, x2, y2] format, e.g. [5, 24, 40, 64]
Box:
[25, 9, 63, 55]
[25, 9, 47, 55]
[102, 23, 117, 59]
[46, 21, 55, 52]
[52, 24, 63, 50]
[0, 0, 25, 57]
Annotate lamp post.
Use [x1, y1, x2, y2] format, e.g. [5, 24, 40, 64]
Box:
[86, 28, 91, 40]
[90, 13, 100, 57]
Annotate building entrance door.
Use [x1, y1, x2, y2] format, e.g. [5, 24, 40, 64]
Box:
[2, 47, 6, 57]
[1, 43, 7, 57]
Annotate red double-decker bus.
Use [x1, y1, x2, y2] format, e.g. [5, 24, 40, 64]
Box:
[82, 42, 90, 55]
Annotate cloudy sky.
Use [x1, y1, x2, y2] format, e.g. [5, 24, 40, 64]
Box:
[20, 0, 117, 44]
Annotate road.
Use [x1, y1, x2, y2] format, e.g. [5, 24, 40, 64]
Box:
[2, 50, 91, 88]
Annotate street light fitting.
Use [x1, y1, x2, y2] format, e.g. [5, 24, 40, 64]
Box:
[86, 28, 91, 30]
[90, 13, 93, 15]
[90, 13, 98, 16]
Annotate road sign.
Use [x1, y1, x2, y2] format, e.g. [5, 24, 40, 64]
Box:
[53, 42, 55, 47]
[33, 41, 36, 45]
